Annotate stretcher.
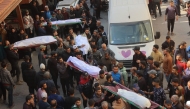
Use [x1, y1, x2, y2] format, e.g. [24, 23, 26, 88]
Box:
[102, 82, 166, 109]
[42, 18, 82, 26]
[13, 36, 57, 49]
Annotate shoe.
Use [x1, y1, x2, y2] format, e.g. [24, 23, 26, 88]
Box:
[16, 82, 22, 85]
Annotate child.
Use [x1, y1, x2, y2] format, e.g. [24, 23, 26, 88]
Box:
[164, 99, 173, 109]
[72, 97, 82, 109]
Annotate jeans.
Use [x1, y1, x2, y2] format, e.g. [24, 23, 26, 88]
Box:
[4, 85, 13, 106]
[60, 78, 70, 96]
[167, 19, 175, 32]
[11, 64, 20, 82]
[176, 4, 181, 16]
[28, 86, 35, 94]
[164, 73, 170, 83]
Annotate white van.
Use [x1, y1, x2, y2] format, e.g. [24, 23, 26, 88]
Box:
[108, 0, 160, 69]
[56, 0, 79, 10]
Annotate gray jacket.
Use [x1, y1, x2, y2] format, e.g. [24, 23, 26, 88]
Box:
[99, 48, 115, 58]
[0, 68, 15, 86]
[57, 63, 69, 79]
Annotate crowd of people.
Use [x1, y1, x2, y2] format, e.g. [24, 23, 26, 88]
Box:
[0, 0, 190, 109]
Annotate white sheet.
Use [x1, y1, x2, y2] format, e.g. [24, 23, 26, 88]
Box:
[75, 35, 91, 55]
[13, 36, 57, 48]
[117, 89, 151, 108]
[42, 19, 81, 26]
[67, 56, 100, 76]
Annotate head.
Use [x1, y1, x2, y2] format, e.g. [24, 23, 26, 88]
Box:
[88, 99, 95, 107]
[148, 70, 157, 78]
[171, 78, 180, 87]
[75, 52, 82, 59]
[99, 70, 105, 78]
[5, 40, 10, 46]
[101, 101, 109, 109]
[40, 82, 47, 90]
[75, 97, 81, 107]
[139, 61, 147, 69]
[147, 56, 153, 64]
[170, 1, 174, 7]
[153, 44, 159, 52]
[166, 36, 171, 43]
[40, 16, 45, 21]
[172, 66, 178, 74]
[118, 62, 124, 69]
[65, 47, 71, 53]
[130, 67, 137, 75]
[53, 30, 58, 36]
[1, 61, 7, 68]
[164, 99, 172, 109]
[153, 61, 160, 69]
[11, 28, 16, 32]
[96, 20, 101, 26]
[171, 95, 179, 104]
[82, 72, 89, 79]
[97, 32, 102, 38]
[163, 48, 170, 55]
[179, 41, 187, 49]
[152, 78, 160, 87]
[70, 6, 74, 10]
[45, 6, 49, 11]
[133, 46, 140, 54]
[94, 83, 101, 89]
[51, 87, 57, 94]
[51, 51, 57, 58]
[25, 95, 33, 104]
[99, 26, 104, 32]
[93, 30, 98, 36]
[136, 70, 144, 78]
[47, 21, 52, 27]
[90, 39, 96, 46]
[92, 45, 97, 52]
[115, 95, 122, 104]
[68, 88, 75, 96]
[104, 52, 110, 59]
[40, 63, 45, 70]
[25, 10, 29, 16]
[101, 43, 107, 50]
[98, 62, 104, 69]
[57, 57, 64, 63]
[69, 28, 74, 34]
[50, 99, 57, 108]
[175, 86, 184, 97]
[106, 74, 113, 82]
[40, 45, 46, 51]
[43, 71, 51, 79]
[112, 65, 119, 73]
[95, 87, 102, 96]
[57, 9, 61, 14]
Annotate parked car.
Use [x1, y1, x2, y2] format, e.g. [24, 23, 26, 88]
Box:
[56, 0, 79, 10]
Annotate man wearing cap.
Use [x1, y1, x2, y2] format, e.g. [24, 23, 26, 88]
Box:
[38, 92, 50, 109]
[147, 56, 154, 71]
[78, 72, 93, 107]
[23, 10, 34, 38]
[150, 44, 163, 63]
[132, 46, 146, 69]
[38, 45, 48, 67]
[47, 51, 59, 89]
[174, 41, 188, 64]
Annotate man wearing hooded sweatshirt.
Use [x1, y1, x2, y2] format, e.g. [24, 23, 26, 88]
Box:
[174, 41, 188, 64]
[118, 62, 128, 86]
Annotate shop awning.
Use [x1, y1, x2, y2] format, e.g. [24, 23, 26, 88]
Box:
[0, 0, 22, 22]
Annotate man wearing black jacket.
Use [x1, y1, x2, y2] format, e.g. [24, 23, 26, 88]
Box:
[23, 62, 36, 94]
[6, 45, 21, 85]
[94, 0, 102, 19]
[132, 46, 146, 69]
[161, 36, 175, 55]
[174, 41, 188, 64]
[47, 51, 58, 89]
[57, 57, 70, 97]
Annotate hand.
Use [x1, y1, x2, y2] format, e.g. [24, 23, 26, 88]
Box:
[176, 16, 178, 21]
[83, 96, 87, 100]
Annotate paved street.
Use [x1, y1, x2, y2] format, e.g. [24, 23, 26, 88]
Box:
[1, 2, 190, 109]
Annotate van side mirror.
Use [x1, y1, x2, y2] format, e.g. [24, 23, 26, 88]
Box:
[155, 32, 160, 39]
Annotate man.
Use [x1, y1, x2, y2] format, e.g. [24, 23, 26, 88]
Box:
[94, 0, 102, 19]
[163, 48, 173, 83]
[93, 87, 105, 107]
[38, 45, 49, 67]
[104, 74, 115, 104]
[57, 57, 70, 96]
[45, 21, 54, 35]
[64, 88, 77, 109]
[44, 6, 52, 20]
[6, 45, 21, 84]
[136, 70, 148, 92]
[96, 33, 103, 49]
[21, 55, 32, 81]
[150, 44, 163, 63]
[164, 99, 174, 109]
[85, 99, 98, 109]
[23, 95, 35, 109]
[48, 87, 64, 109]
[147, 56, 154, 71]
[100, 52, 113, 72]
[35, 63, 46, 89]
[99, 43, 115, 58]
[93, 70, 107, 85]
[62, 7, 69, 20]
[139, 61, 149, 84]
[37, 82, 47, 101]
[78, 72, 93, 107]
[0, 61, 15, 108]
[87, 56, 97, 66]
[23, 10, 34, 38]
[91, 45, 102, 62]
[110, 66, 124, 85]
[56, 9, 64, 20]
[152, 0, 162, 18]
[63, 35, 71, 47]
[40, 72, 55, 95]
[47, 99, 57, 109]
[99, 101, 113, 109]
[174, 41, 188, 63]
[153, 61, 164, 87]
[170, 78, 181, 98]
[38, 92, 50, 109]
[47, 51, 58, 89]
[23, 62, 36, 94]
[37, 22, 46, 36]
[171, 95, 184, 109]
[82, 28, 92, 42]
[175, 54, 187, 75]
[72, 97, 82, 109]
[165, 1, 178, 35]
[98, 26, 107, 45]
[112, 95, 130, 109]
[185, 81, 190, 104]
[162, 36, 175, 56]
[132, 46, 146, 69]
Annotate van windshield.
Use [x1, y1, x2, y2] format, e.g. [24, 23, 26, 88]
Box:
[109, 20, 153, 45]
